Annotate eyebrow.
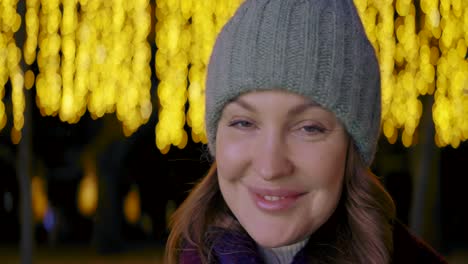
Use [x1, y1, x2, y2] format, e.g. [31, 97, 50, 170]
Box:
[230, 98, 256, 112]
[231, 97, 321, 116]
[287, 101, 321, 116]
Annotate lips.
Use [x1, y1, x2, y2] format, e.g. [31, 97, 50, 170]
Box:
[248, 187, 306, 212]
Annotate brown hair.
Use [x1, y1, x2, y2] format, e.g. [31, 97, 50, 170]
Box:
[165, 142, 396, 263]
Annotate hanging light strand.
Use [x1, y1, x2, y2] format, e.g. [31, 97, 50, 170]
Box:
[24, 0, 40, 65]
[1, 0, 24, 143]
[121, 0, 152, 136]
[36, 0, 62, 116]
[185, 0, 243, 144]
[154, 0, 190, 153]
[432, 0, 468, 148]
[356, 0, 467, 148]
[0, 0, 466, 150]
[59, 0, 78, 122]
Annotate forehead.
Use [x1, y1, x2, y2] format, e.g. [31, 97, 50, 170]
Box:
[224, 90, 323, 112]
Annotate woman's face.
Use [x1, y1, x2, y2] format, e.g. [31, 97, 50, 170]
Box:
[216, 90, 349, 248]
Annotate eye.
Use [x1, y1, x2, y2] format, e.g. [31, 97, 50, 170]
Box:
[292, 122, 329, 139]
[228, 119, 255, 129]
[301, 125, 326, 134]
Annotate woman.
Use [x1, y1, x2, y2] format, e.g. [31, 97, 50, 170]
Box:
[165, 0, 447, 263]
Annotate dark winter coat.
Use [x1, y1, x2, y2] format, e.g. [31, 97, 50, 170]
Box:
[179, 220, 447, 264]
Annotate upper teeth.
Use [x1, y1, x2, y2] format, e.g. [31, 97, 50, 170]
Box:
[264, 195, 285, 201]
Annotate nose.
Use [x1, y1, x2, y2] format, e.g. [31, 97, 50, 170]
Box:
[252, 131, 294, 180]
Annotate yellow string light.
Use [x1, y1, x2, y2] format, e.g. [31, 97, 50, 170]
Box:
[155, 0, 190, 153]
[186, 0, 214, 145]
[0, 31, 8, 131]
[36, 0, 62, 116]
[24, 69, 35, 89]
[154, 0, 243, 152]
[0, 0, 25, 139]
[86, 0, 114, 119]
[432, 0, 468, 147]
[0, 0, 466, 151]
[59, 0, 77, 122]
[121, 0, 152, 136]
[78, 156, 98, 217]
[186, 0, 242, 145]
[123, 184, 141, 224]
[24, 0, 40, 65]
[22, 0, 152, 133]
[32, 175, 49, 223]
[356, 0, 467, 148]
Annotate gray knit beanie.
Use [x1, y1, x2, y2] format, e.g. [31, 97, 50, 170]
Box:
[205, 0, 381, 166]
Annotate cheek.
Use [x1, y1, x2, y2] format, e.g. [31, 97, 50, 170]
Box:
[294, 142, 347, 185]
[321, 147, 347, 181]
[216, 131, 251, 181]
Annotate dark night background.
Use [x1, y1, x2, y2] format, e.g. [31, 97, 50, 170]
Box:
[0, 56, 466, 262]
[0, 8, 467, 261]
[0, 95, 467, 261]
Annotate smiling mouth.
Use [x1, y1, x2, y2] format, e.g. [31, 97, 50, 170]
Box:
[249, 189, 306, 212]
[263, 195, 286, 201]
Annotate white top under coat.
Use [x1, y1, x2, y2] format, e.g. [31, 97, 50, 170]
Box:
[258, 237, 310, 264]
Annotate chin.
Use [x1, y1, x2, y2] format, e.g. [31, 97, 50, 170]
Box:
[250, 233, 298, 248]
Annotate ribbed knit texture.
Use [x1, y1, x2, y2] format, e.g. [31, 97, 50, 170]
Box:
[205, 0, 381, 165]
[258, 237, 309, 264]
